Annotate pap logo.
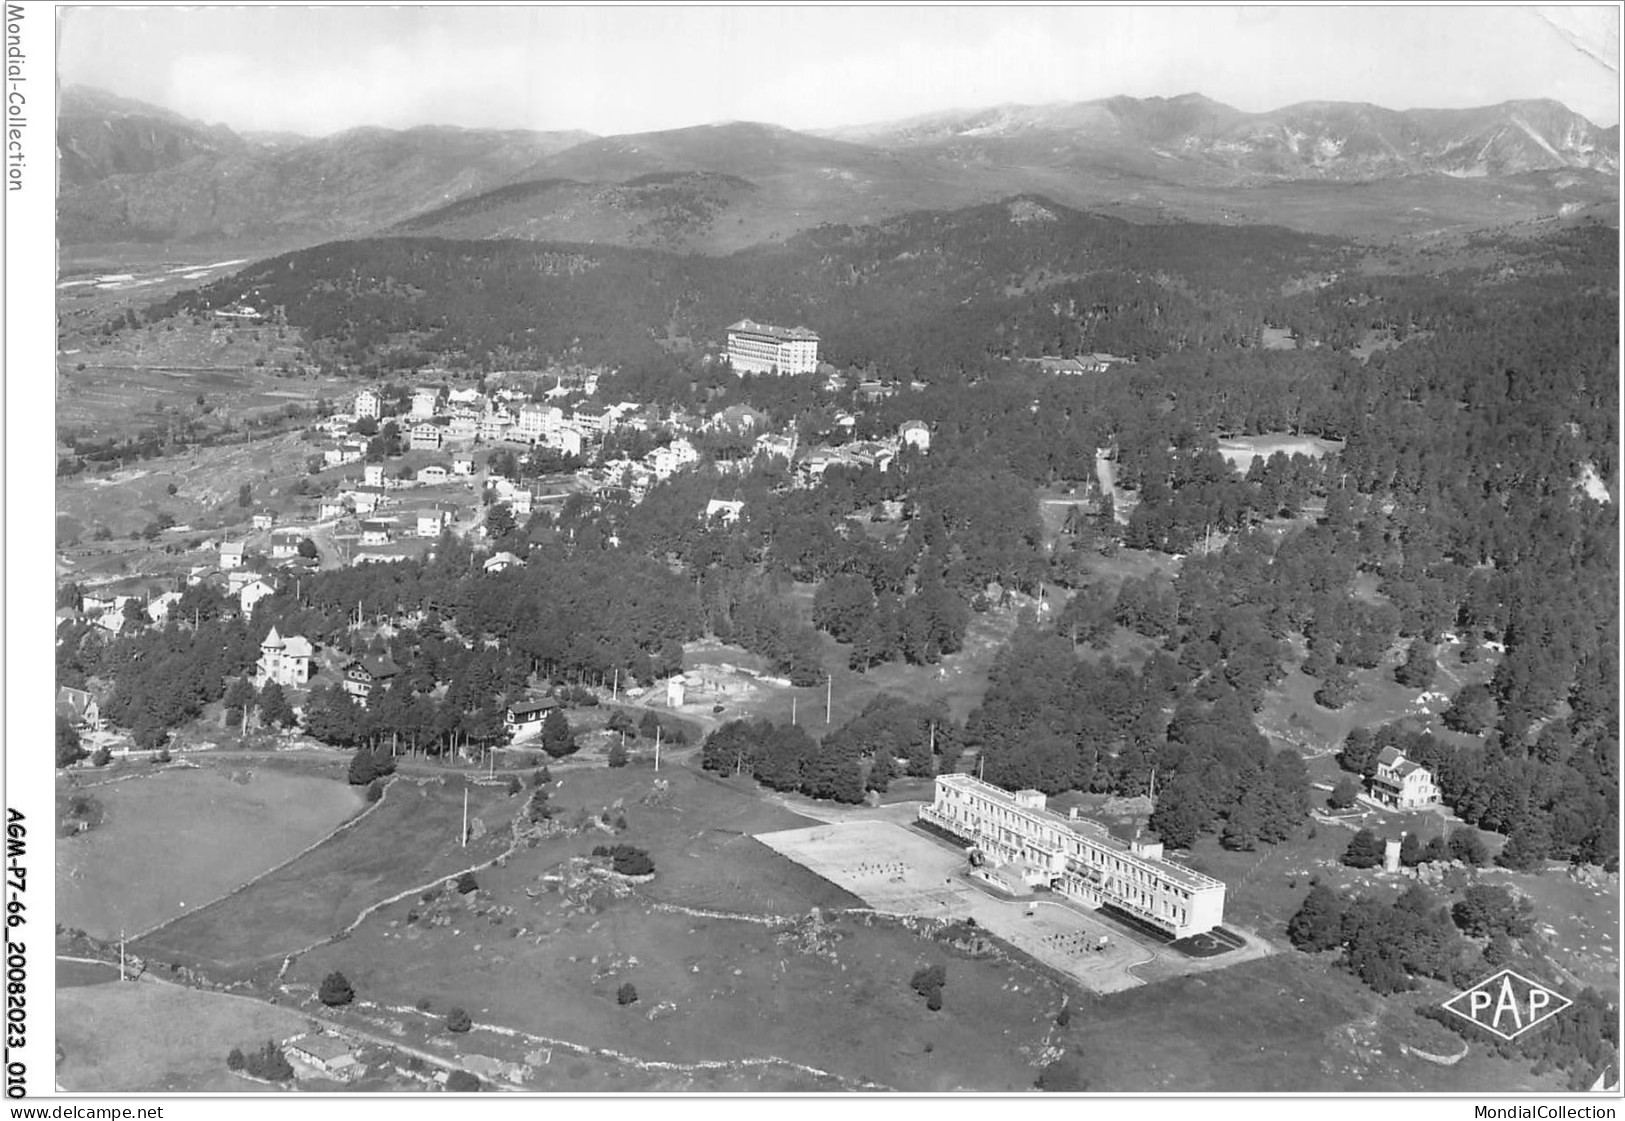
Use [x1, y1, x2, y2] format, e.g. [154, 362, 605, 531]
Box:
[1442, 969, 1573, 1041]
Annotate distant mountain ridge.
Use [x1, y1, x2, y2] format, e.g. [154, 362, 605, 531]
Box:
[822, 93, 1619, 180]
[57, 86, 1618, 253]
[57, 85, 595, 244]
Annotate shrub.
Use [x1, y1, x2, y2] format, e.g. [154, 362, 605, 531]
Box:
[592, 844, 655, 876]
[1327, 775, 1361, 810]
[90, 747, 112, 768]
[366, 778, 384, 803]
[349, 749, 396, 786]
[607, 742, 629, 768]
[1035, 1058, 1089, 1092]
[56, 717, 87, 769]
[1449, 829, 1488, 866]
[243, 1040, 294, 1082]
[1286, 884, 1346, 952]
[445, 1070, 481, 1092]
[616, 982, 638, 1006]
[1399, 832, 1423, 868]
[446, 1007, 472, 1033]
[318, 971, 354, 1007]
[506, 775, 522, 796]
[226, 1046, 246, 1071]
[909, 963, 947, 1008]
[1342, 829, 1385, 869]
[455, 871, 479, 895]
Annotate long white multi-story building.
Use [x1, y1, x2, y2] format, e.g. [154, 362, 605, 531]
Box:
[726, 319, 820, 375]
[920, 774, 1226, 939]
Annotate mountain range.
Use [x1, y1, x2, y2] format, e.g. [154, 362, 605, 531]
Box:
[58, 86, 1618, 255]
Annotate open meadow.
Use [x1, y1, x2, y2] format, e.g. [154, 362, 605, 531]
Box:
[1256, 632, 1498, 759]
[283, 764, 1070, 1091]
[57, 978, 308, 1093]
[133, 777, 514, 978]
[56, 429, 349, 547]
[57, 765, 363, 940]
[1061, 952, 1563, 1093]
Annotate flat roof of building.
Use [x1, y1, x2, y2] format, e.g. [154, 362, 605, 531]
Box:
[289, 1034, 352, 1063]
[727, 318, 819, 342]
[935, 773, 1223, 892]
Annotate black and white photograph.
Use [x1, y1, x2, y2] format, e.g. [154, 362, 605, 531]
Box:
[11, 1, 1622, 1107]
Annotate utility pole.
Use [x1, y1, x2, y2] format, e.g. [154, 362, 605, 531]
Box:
[826, 674, 832, 725]
[791, 695, 797, 725]
[461, 787, 469, 848]
[654, 725, 661, 772]
[118, 928, 126, 982]
[612, 668, 618, 703]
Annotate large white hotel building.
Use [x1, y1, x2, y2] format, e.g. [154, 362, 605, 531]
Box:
[725, 319, 820, 375]
[920, 774, 1227, 939]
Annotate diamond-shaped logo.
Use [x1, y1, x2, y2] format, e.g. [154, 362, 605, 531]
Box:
[1441, 968, 1573, 1041]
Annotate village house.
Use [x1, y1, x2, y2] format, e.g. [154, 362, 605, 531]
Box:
[359, 520, 392, 547]
[270, 528, 306, 560]
[573, 404, 612, 435]
[451, 454, 476, 477]
[323, 442, 361, 468]
[478, 410, 514, 441]
[352, 485, 387, 515]
[320, 498, 348, 521]
[504, 697, 558, 738]
[256, 626, 314, 688]
[416, 506, 455, 538]
[146, 590, 184, 624]
[753, 432, 796, 462]
[218, 542, 246, 571]
[354, 388, 382, 420]
[1368, 747, 1441, 810]
[649, 437, 699, 480]
[410, 387, 440, 419]
[239, 576, 278, 617]
[409, 420, 446, 451]
[483, 551, 523, 574]
[899, 420, 931, 453]
[704, 498, 744, 525]
[707, 404, 766, 435]
[364, 463, 386, 488]
[547, 425, 585, 459]
[448, 413, 479, 440]
[57, 685, 101, 731]
[251, 512, 276, 531]
[417, 464, 450, 485]
[283, 1034, 359, 1081]
[341, 655, 399, 705]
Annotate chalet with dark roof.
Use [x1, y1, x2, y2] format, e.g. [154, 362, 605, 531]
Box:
[341, 655, 399, 706]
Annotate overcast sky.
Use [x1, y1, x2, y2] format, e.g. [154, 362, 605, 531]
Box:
[57, 5, 1621, 136]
